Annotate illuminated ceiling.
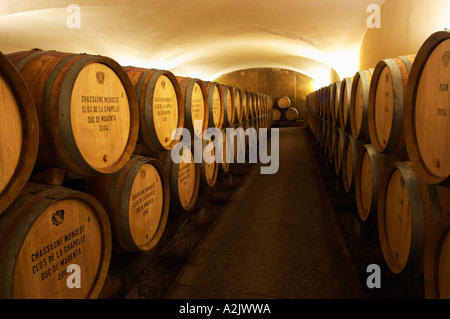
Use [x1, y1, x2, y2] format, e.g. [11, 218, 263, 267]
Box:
[0, 0, 385, 88]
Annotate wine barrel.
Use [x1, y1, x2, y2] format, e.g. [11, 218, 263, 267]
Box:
[350, 69, 374, 142]
[242, 90, 250, 121]
[255, 93, 262, 116]
[0, 51, 39, 214]
[199, 139, 219, 188]
[124, 67, 184, 153]
[273, 109, 282, 122]
[404, 30, 450, 185]
[177, 77, 209, 139]
[377, 161, 441, 275]
[277, 96, 291, 110]
[285, 107, 299, 122]
[165, 146, 200, 214]
[233, 87, 243, 124]
[333, 128, 346, 176]
[328, 124, 338, 164]
[219, 128, 231, 174]
[221, 85, 235, 127]
[368, 55, 416, 156]
[341, 134, 361, 192]
[248, 92, 256, 118]
[424, 186, 450, 298]
[0, 183, 112, 299]
[339, 77, 354, 132]
[85, 156, 169, 252]
[205, 81, 224, 130]
[7, 49, 139, 179]
[355, 144, 390, 224]
[330, 81, 341, 126]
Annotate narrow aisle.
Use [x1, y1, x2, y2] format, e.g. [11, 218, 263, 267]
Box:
[165, 127, 365, 299]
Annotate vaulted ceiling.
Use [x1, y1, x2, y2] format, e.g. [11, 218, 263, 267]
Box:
[0, 0, 385, 88]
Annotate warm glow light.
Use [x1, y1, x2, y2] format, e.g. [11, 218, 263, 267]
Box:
[327, 49, 360, 80]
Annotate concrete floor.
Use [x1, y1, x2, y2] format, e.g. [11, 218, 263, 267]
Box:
[164, 127, 366, 299]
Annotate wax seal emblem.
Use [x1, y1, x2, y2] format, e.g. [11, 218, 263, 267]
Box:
[52, 209, 65, 226]
[96, 71, 105, 84]
[442, 51, 450, 68]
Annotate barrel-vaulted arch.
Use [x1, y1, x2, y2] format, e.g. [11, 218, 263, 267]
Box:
[0, 0, 385, 89]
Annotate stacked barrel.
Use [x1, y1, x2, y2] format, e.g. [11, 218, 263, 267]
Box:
[306, 31, 450, 299]
[273, 96, 299, 123]
[0, 48, 274, 299]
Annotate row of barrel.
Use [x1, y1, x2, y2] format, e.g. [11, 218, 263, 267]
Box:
[306, 30, 450, 299]
[0, 48, 274, 299]
[272, 96, 299, 122]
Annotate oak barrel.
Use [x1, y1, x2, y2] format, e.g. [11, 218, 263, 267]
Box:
[242, 90, 250, 121]
[219, 128, 231, 174]
[199, 139, 219, 188]
[368, 55, 415, 156]
[177, 77, 209, 138]
[341, 134, 361, 192]
[205, 81, 224, 130]
[285, 107, 299, 122]
[424, 186, 450, 298]
[273, 109, 282, 122]
[277, 96, 291, 110]
[0, 183, 112, 299]
[355, 144, 390, 224]
[328, 124, 338, 165]
[0, 51, 39, 214]
[330, 81, 341, 126]
[85, 156, 169, 252]
[7, 49, 139, 178]
[165, 146, 200, 214]
[350, 69, 374, 142]
[220, 85, 235, 127]
[124, 67, 184, 153]
[333, 128, 346, 176]
[233, 87, 243, 124]
[377, 161, 441, 275]
[339, 77, 354, 132]
[404, 30, 450, 185]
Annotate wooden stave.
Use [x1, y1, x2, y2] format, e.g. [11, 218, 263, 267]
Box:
[7, 49, 139, 179]
[0, 51, 39, 214]
[0, 183, 112, 299]
[124, 67, 184, 153]
[404, 30, 450, 186]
